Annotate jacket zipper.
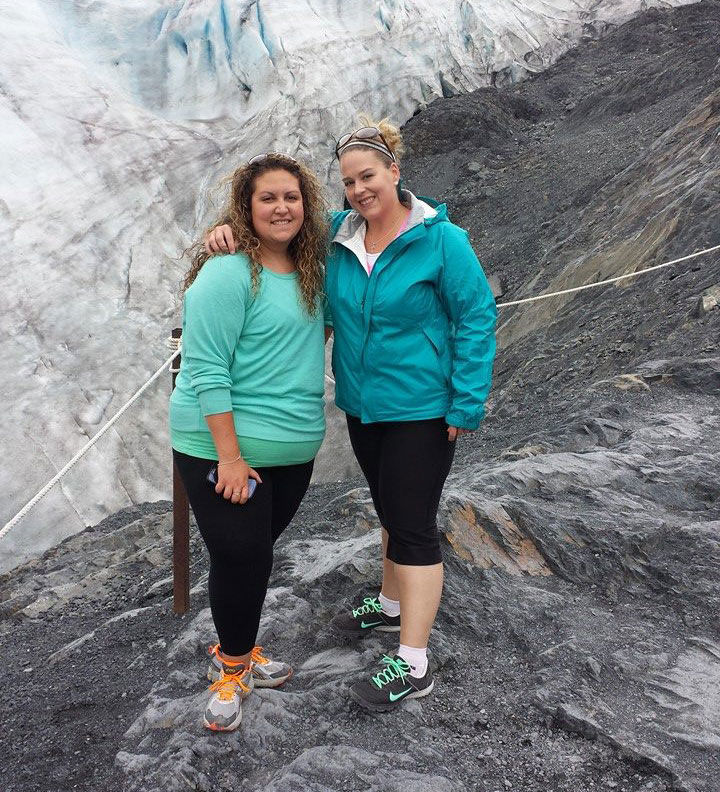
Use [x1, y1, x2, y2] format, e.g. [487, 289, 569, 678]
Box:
[360, 278, 370, 313]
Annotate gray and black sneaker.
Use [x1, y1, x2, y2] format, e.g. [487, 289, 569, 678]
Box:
[330, 596, 401, 636]
[349, 654, 434, 712]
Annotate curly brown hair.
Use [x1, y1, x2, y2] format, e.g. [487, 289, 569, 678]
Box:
[183, 155, 328, 315]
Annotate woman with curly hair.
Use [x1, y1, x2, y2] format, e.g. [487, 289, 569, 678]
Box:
[170, 153, 331, 731]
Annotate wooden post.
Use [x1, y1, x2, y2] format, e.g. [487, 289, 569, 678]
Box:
[171, 327, 190, 615]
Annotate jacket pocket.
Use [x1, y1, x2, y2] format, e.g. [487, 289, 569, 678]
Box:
[422, 326, 452, 386]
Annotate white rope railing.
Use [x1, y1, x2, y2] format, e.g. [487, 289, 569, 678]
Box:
[1, 242, 718, 541]
[321, 243, 720, 385]
[0, 350, 179, 542]
[496, 244, 720, 308]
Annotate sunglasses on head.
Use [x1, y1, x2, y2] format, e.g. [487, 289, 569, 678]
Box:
[335, 127, 396, 161]
[247, 152, 298, 165]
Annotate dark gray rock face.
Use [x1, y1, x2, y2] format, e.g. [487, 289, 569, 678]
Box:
[402, 3, 720, 423]
[442, 360, 720, 792]
[2, 4, 720, 792]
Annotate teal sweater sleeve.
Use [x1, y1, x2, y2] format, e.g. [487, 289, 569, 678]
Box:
[181, 255, 249, 416]
[438, 225, 497, 429]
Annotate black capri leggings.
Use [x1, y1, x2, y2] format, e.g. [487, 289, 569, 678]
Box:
[173, 450, 313, 656]
[345, 415, 455, 566]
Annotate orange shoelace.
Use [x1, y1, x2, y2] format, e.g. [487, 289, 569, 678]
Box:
[208, 643, 268, 666]
[209, 666, 251, 701]
[251, 645, 270, 666]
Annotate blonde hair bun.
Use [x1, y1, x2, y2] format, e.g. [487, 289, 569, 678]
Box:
[359, 114, 405, 160]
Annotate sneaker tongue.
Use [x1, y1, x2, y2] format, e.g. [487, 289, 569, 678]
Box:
[391, 655, 413, 676]
[221, 661, 247, 674]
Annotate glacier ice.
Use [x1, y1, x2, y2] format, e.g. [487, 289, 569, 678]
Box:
[0, 0, 695, 572]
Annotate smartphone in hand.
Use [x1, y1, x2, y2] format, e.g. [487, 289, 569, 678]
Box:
[206, 465, 257, 498]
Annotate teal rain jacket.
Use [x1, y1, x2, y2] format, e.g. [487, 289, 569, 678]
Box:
[326, 192, 497, 429]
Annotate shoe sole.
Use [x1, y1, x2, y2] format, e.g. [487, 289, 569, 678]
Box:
[350, 679, 435, 712]
[203, 714, 242, 732]
[252, 668, 293, 688]
[331, 622, 401, 637]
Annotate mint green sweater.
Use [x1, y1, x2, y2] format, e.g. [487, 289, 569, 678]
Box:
[169, 254, 330, 463]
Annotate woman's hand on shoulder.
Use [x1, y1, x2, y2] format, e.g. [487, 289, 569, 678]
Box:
[204, 225, 237, 255]
[215, 458, 262, 504]
[447, 426, 473, 442]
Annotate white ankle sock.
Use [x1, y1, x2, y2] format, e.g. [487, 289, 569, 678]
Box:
[378, 592, 400, 617]
[397, 644, 428, 678]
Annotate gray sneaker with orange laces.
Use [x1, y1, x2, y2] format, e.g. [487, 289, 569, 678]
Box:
[208, 644, 293, 688]
[203, 659, 253, 731]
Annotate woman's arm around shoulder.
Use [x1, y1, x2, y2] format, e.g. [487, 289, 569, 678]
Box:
[204, 225, 236, 254]
[206, 210, 350, 254]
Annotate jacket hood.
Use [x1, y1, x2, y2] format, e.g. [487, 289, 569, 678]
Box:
[331, 190, 448, 243]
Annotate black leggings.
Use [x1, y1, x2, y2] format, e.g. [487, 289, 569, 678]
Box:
[173, 450, 313, 656]
[345, 416, 455, 566]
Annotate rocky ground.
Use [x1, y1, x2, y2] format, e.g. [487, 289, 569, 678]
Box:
[1, 363, 718, 792]
[1, 3, 719, 791]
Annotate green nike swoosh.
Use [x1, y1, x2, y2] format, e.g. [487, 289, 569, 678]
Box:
[360, 621, 383, 629]
[389, 688, 413, 702]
